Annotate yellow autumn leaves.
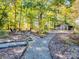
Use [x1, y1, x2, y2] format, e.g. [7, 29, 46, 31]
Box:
[60, 5, 71, 16]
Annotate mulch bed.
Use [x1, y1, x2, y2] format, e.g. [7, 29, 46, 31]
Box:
[48, 33, 79, 59]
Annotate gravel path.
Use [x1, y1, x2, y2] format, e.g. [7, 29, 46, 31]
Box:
[21, 33, 55, 59]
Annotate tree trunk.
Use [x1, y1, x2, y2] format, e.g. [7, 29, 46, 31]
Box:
[38, 11, 43, 33]
[14, 0, 17, 30]
[19, 1, 22, 31]
[30, 19, 33, 32]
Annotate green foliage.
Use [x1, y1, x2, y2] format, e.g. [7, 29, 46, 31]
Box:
[0, 30, 9, 38]
[0, 0, 78, 34]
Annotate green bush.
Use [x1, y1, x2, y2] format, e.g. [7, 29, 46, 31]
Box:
[0, 30, 9, 38]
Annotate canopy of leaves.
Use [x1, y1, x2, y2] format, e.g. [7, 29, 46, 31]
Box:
[0, 0, 78, 33]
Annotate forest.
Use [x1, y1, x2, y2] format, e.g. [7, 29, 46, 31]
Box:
[0, 0, 79, 59]
[0, 0, 79, 34]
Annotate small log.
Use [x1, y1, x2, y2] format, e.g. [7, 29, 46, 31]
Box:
[0, 40, 28, 49]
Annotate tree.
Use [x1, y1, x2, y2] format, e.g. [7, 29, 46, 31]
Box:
[0, 0, 8, 29]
